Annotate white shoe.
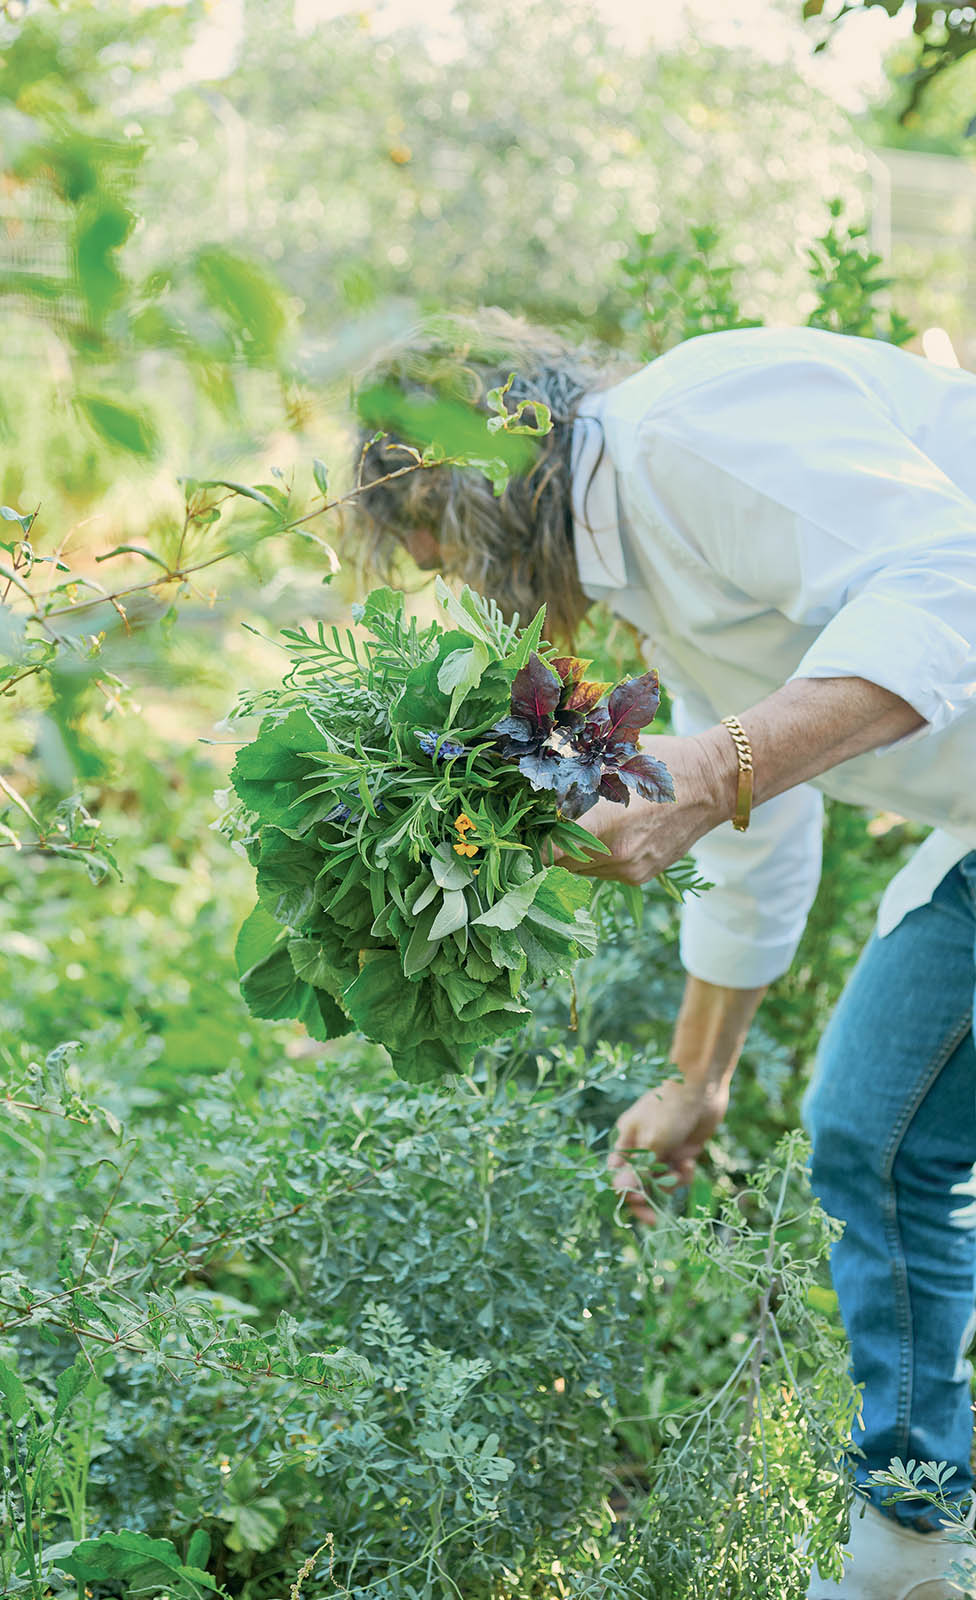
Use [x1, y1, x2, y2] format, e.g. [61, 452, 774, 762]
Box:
[806, 1501, 973, 1598]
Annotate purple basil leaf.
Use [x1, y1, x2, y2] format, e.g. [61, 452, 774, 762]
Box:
[518, 749, 573, 793]
[563, 679, 611, 715]
[598, 771, 631, 806]
[618, 753, 675, 804]
[492, 715, 536, 744]
[511, 653, 561, 735]
[553, 704, 585, 732]
[560, 783, 600, 821]
[552, 756, 601, 807]
[600, 738, 638, 770]
[570, 713, 606, 756]
[550, 655, 590, 687]
[605, 670, 661, 741]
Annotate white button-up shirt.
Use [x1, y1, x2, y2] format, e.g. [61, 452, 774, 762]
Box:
[571, 326, 976, 988]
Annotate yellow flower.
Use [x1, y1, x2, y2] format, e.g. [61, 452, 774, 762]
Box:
[454, 812, 475, 834]
[453, 841, 479, 857]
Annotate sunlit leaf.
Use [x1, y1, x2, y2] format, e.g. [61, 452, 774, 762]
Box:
[76, 394, 159, 458]
[192, 246, 288, 364]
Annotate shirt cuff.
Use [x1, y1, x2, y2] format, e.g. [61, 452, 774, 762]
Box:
[679, 902, 803, 988]
[788, 590, 976, 740]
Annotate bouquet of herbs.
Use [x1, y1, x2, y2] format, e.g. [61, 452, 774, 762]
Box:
[229, 582, 675, 1082]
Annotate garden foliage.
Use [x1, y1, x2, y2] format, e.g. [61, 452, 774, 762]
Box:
[0, 742, 869, 1596]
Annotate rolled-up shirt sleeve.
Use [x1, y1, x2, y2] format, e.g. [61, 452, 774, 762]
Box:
[787, 582, 971, 737]
[671, 697, 824, 988]
[639, 355, 976, 738]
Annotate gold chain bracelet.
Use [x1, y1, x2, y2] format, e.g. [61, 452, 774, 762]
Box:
[720, 715, 754, 833]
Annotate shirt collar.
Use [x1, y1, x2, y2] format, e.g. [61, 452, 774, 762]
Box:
[571, 392, 627, 593]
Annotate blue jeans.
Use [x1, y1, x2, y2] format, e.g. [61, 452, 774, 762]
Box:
[804, 851, 976, 1529]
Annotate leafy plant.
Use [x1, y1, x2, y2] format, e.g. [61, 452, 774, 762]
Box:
[868, 1459, 976, 1592]
[805, 197, 916, 344]
[621, 223, 763, 360]
[0, 665, 905, 1597]
[228, 582, 678, 1081]
[622, 203, 916, 358]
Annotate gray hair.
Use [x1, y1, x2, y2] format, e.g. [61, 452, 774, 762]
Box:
[351, 309, 632, 642]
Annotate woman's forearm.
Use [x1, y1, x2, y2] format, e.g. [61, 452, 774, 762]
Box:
[672, 974, 768, 1089]
[696, 675, 926, 820]
[609, 975, 768, 1213]
[565, 674, 924, 885]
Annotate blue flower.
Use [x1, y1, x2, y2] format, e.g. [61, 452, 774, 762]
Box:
[327, 799, 385, 824]
[416, 730, 466, 760]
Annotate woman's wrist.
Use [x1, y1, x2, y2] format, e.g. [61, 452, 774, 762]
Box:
[693, 678, 925, 819]
[691, 727, 740, 829]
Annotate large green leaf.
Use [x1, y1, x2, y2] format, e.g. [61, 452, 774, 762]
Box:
[525, 904, 598, 956]
[437, 967, 514, 1022]
[429, 842, 476, 891]
[473, 871, 546, 931]
[403, 905, 441, 978]
[389, 1030, 471, 1084]
[395, 630, 474, 735]
[531, 866, 593, 923]
[240, 944, 308, 1021]
[255, 830, 319, 927]
[352, 587, 405, 631]
[61, 1529, 221, 1596]
[343, 950, 424, 1040]
[430, 988, 528, 1046]
[437, 638, 490, 721]
[241, 942, 347, 1041]
[231, 708, 325, 830]
[0, 1358, 28, 1424]
[288, 935, 351, 1001]
[428, 888, 468, 941]
[513, 919, 574, 981]
[483, 926, 528, 975]
[301, 985, 349, 1043]
[235, 903, 284, 977]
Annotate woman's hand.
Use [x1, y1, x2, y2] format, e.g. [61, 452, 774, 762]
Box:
[608, 1078, 729, 1225]
[606, 978, 768, 1226]
[559, 732, 734, 883]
